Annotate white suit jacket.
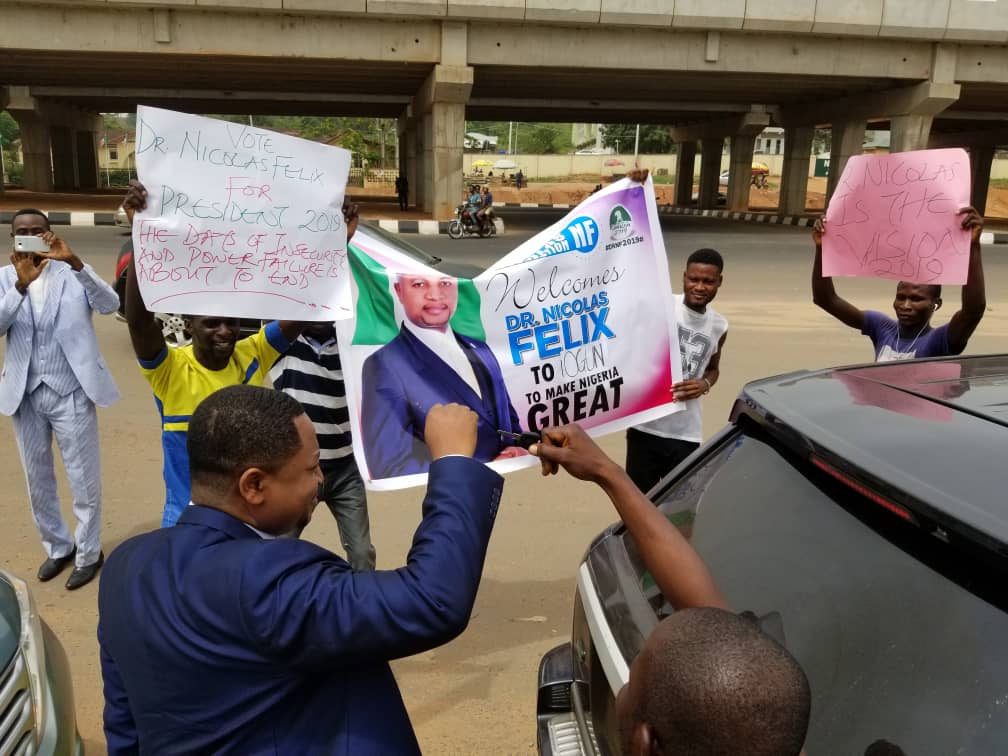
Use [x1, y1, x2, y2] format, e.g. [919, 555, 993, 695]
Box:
[0, 260, 120, 416]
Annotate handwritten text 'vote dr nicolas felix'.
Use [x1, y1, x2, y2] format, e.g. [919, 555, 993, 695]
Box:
[824, 149, 971, 284]
[134, 120, 347, 303]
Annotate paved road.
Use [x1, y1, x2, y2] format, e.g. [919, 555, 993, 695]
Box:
[1, 220, 1005, 754]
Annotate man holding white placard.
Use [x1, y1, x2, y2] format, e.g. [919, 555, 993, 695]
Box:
[812, 207, 986, 363]
[122, 180, 360, 526]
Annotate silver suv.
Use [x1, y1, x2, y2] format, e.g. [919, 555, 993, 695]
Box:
[0, 570, 83, 755]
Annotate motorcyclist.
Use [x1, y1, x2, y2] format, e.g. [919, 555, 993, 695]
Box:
[476, 186, 493, 233]
[466, 185, 482, 231]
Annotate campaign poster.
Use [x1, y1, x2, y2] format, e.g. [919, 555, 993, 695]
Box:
[337, 176, 682, 490]
[133, 106, 353, 320]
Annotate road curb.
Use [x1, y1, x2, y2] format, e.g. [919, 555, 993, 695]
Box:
[2, 209, 1004, 243]
[658, 205, 817, 227]
[496, 202, 572, 209]
[0, 210, 506, 237]
[0, 210, 119, 226]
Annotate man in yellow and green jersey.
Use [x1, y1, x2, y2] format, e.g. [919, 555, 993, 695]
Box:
[136, 319, 295, 526]
[121, 180, 360, 526]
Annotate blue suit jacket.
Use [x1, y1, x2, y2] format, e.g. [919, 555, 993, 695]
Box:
[360, 325, 522, 479]
[98, 456, 504, 756]
[0, 261, 119, 415]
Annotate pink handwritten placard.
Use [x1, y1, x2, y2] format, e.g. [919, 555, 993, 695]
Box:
[823, 148, 971, 284]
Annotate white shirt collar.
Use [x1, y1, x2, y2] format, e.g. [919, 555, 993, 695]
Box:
[28, 261, 51, 317]
[402, 319, 482, 398]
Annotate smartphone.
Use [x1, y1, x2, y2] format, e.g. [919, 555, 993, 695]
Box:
[13, 236, 49, 254]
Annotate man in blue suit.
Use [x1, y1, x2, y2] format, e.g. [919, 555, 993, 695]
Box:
[361, 271, 523, 479]
[1, 209, 119, 590]
[98, 385, 503, 755]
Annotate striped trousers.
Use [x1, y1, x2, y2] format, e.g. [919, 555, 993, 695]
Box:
[12, 384, 102, 568]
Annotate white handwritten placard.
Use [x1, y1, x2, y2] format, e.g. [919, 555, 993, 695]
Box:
[823, 148, 971, 285]
[133, 106, 353, 320]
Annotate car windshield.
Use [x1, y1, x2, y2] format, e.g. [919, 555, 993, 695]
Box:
[623, 427, 1008, 755]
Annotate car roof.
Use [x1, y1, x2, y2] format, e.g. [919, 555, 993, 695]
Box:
[355, 222, 484, 279]
[736, 354, 1008, 552]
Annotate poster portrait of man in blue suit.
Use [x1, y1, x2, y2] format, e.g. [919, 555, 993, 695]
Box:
[361, 272, 524, 479]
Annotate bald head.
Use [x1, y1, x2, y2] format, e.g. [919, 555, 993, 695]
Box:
[620, 607, 810, 756]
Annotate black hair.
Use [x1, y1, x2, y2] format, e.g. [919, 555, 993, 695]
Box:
[864, 740, 907, 756]
[897, 282, 942, 299]
[187, 385, 305, 488]
[11, 208, 50, 230]
[633, 607, 810, 756]
[686, 248, 724, 273]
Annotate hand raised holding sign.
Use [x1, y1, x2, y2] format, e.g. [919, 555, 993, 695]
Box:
[959, 205, 983, 244]
[812, 187, 987, 361]
[343, 197, 359, 243]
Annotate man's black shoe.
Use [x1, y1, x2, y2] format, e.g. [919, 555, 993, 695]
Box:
[65, 552, 104, 591]
[37, 548, 76, 582]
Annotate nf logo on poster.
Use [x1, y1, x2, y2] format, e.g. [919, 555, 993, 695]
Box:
[524, 216, 599, 261]
[609, 204, 633, 240]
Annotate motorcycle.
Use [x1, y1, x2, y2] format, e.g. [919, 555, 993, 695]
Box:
[447, 204, 496, 239]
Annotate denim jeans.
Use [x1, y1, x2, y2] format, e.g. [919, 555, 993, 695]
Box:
[320, 457, 376, 571]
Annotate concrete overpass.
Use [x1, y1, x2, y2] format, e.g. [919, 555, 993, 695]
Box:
[2, 1, 1008, 218]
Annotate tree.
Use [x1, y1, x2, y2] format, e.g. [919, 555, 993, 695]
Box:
[513, 123, 573, 154]
[601, 124, 673, 154]
[813, 127, 831, 155]
[0, 111, 20, 144]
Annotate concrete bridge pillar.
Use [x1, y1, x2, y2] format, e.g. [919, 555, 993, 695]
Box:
[10, 112, 53, 193]
[890, 114, 934, 153]
[398, 107, 418, 210]
[51, 125, 77, 190]
[969, 144, 995, 216]
[416, 69, 471, 219]
[414, 115, 427, 212]
[697, 138, 723, 210]
[409, 22, 472, 220]
[75, 127, 99, 190]
[0, 89, 7, 196]
[674, 141, 697, 206]
[4, 86, 101, 192]
[779, 126, 814, 216]
[6, 87, 54, 193]
[826, 120, 866, 201]
[726, 133, 756, 212]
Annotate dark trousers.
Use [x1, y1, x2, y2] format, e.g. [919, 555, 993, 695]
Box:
[625, 426, 699, 495]
[320, 457, 376, 571]
[398, 193, 408, 211]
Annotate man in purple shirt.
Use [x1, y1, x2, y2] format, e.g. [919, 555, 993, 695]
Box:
[811, 207, 986, 362]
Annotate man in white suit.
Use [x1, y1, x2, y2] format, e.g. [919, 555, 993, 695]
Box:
[2, 209, 120, 590]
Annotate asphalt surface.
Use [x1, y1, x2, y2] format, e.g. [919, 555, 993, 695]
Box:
[1, 218, 1006, 754]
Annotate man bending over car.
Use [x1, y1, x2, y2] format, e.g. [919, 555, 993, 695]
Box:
[531, 426, 811, 756]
